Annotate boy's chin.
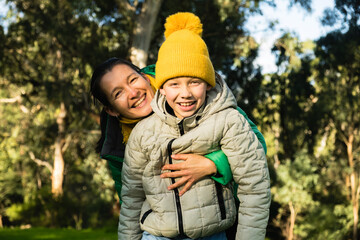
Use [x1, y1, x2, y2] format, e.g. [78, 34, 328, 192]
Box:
[176, 111, 195, 119]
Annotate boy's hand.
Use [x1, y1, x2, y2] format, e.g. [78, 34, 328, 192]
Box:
[160, 154, 216, 196]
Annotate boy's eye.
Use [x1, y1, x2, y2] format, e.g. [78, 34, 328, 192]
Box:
[190, 80, 200, 85]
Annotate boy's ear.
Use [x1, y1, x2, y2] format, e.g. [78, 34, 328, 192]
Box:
[159, 88, 166, 95]
[206, 84, 212, 91]
[104, 106, 119, 117]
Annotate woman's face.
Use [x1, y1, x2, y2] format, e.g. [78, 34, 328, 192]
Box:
[100, 64, 155, 119]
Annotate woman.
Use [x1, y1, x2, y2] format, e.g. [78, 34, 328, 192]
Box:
[90, 57, 267, 199]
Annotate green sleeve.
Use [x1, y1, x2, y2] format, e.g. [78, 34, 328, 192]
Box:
[107, 159, 123, 204]
[205, 151, 233, 185]
[237, 106, 267, 154]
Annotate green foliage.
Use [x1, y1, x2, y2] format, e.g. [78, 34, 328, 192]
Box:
[263, 1, 360, 239]
[271, 151, 319, 237]
[0, 0, 122, 229]
[5, 186, 117, 229]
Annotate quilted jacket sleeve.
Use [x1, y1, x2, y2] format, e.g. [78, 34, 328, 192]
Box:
[118, 135, 146, 240]
[220, 110, 271, 240]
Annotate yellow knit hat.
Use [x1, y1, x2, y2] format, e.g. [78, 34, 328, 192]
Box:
[155, 12, 215, 89]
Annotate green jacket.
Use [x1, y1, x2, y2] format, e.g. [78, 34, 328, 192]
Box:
[100, 65, 267, 199]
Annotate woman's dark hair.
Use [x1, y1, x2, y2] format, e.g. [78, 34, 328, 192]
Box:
[90, 57, 142, 107]
[95, 108, 109, 153]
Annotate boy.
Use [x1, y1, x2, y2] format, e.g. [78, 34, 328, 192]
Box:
[119, 12, 271, 240]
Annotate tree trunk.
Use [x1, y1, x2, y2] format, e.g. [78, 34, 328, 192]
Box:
[130, 0, 163, 68]
[273, 125, 281, 169]
[51, 102, 66, 197]
[347, 133, 359, 240]
[287, 201, 296, 240]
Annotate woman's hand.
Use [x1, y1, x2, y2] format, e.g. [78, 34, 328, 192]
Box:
[160, 154, 217, 196]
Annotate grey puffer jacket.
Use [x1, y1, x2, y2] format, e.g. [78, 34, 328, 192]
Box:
[118, 74, 271, 240]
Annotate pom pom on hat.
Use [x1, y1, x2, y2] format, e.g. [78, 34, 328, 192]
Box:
[155, 12, 215, 89]
[164, 12, 203, 39]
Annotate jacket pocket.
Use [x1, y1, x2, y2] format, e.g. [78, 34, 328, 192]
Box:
[215, 182, 226, 220]
[140, 209, 153, 224]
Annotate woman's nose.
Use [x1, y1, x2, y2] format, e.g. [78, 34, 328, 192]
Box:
[128, 87, 139, 99]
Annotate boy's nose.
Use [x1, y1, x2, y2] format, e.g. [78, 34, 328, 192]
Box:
[179, 86, 192, 98]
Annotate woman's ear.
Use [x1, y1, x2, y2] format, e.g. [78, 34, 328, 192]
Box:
[104, 106, 119, 117]
[206, 84, 212, 91]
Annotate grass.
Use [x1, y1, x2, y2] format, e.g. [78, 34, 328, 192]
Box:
[0, 227, 117, 240]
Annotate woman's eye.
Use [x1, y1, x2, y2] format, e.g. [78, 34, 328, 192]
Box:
[114, 91, 122, 99]
[130, 77, 138, 83]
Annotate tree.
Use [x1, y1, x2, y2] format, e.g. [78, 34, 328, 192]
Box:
[272, 152, 319, 240]
[0, 0, 126, 227]
[129, 0, 163, 68]
[314, 27, 360, 240]
[311, 1, 360, 239]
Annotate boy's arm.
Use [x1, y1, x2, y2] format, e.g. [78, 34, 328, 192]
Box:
[206, 107, 267, 185]
[220, 110, 271, 240]
[118, 137, 146, 240]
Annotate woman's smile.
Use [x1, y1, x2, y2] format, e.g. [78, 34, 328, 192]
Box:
[132, 94, 147, 108]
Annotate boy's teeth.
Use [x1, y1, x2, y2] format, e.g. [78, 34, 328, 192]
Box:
[179, 102, 193, 106]
[133, 95, 145, 107]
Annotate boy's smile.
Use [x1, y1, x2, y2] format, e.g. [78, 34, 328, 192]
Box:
[160, 77, 212, 119]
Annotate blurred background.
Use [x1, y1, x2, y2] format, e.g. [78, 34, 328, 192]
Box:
[0, 0, 359, 239]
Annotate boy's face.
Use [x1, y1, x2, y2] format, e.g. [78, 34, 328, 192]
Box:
[160, 77, 211, 119]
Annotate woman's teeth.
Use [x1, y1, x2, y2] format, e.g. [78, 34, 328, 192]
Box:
[133, 95, 146, 108]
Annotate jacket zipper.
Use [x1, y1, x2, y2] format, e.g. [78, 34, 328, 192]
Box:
[178, 120, 185, 135]
[179, 119, 226, 220]
[167, 139, 185, 237]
